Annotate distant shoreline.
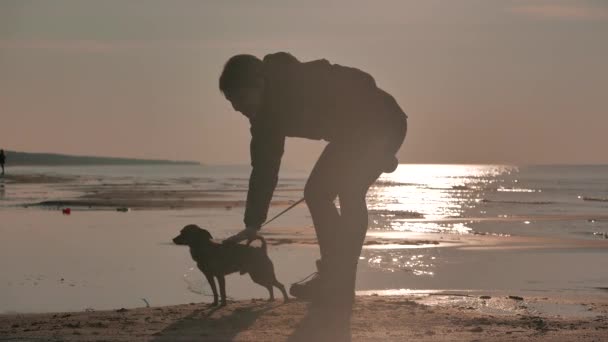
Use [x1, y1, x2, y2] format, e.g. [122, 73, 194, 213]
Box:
[3, 150, 200, 166]
[9, 162, 200, 166]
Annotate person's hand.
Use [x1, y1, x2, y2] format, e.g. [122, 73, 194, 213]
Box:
[223, 226, 259, 245]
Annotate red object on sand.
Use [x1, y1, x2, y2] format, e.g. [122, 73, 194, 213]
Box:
[62, 208, 71, 215]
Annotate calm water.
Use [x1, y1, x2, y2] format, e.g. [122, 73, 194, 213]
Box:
[2, 164, 608, 239]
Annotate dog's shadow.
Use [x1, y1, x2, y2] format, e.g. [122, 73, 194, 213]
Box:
[151, 302, 275, 342]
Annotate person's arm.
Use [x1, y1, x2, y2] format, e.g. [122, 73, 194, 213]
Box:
[223, 120, 284, 244]
[244, 120, 285, 230]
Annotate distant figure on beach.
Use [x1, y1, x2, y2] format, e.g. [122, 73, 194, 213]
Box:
[220, 52, 407, 339]
[0, 149, 5, 176]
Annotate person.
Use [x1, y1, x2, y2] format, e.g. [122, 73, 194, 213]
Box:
[0, 149, 5, 176]
[221, 52, 407, 338]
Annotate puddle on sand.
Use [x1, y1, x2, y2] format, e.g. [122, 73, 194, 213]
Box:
[357, 289, 449, 296]
[416, 294, 600, 318]
[526, 301, 599, 318]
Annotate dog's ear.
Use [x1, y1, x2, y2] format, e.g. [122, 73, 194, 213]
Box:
[182, 224, 213, 241]
[200, 229, 213, 240]
[182, 224, 200, 232]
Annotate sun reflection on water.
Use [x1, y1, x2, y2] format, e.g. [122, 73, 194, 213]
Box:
[365, 251, 436, 275]
[367, 164, 515, 233]
[359, 165, 517, 276]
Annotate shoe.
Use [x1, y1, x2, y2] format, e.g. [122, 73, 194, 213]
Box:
[289, 260, 323, 301]
[290, 259, 358, 306]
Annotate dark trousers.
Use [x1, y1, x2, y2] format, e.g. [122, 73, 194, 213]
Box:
[304, 119, 407, 277]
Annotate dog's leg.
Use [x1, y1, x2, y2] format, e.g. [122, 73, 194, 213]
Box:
[203, 273, 219, 306]
[274, 280, 289, 303]
[266, 286, 275, 301]
[217, 275, 227, 306]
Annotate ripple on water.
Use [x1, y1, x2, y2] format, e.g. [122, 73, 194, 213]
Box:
[362, 250, 436, 276]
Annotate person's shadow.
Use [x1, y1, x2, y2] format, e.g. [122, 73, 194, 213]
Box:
[150, 301, 351, 341]
[287, 305, 352, 342]
[151, 302, 274, 342]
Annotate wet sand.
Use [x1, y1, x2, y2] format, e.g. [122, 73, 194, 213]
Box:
[33, 198, 295, 210]
[2, 173, 75, 184]
[1, 295, 607, 341]
[9, 173, 300, 210]
[263, 224, 608, 250]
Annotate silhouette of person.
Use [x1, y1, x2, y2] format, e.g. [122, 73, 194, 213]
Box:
[221, 52, 407, 339]
[0, 149, 5, 176]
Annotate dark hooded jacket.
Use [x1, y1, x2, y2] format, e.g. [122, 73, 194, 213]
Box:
[244, 52, 407, 228]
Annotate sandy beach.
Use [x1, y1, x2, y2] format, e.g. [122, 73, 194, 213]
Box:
[2, 295, 607, 341]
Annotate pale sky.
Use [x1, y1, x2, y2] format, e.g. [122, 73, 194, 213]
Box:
[1, 0, 607, 168]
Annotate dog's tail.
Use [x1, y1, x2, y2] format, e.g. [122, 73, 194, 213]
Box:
[248, 235, 268, 254]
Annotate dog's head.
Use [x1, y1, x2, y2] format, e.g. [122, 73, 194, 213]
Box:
[173, 224, 213, 246]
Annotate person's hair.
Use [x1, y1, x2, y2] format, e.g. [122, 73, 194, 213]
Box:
[219, 54, 263, 96]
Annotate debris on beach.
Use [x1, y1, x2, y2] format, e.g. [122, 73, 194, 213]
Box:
[62, 208, 71, 215]
[268, 238, 294, 246]
[508, 295, 524, 301]
[116, 207, 130, 212]
[581, 196, 608, 202]
[592, 231, 608, 239]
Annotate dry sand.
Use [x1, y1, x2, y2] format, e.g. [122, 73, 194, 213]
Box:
[1, 296, 607, 341]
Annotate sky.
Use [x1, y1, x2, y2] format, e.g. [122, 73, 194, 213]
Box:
[1, 0, 607, 168]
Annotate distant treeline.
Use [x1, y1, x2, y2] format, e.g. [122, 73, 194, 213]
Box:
[4, 150, 200, 166]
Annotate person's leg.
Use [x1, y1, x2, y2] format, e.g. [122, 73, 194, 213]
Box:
[325, 124, 407, 304]
[311, 144, 383, 342]
[326, 167, 381, 309]
[304, 142, 343, 263]
[338, 172, 380, 259]
[302, 139, 388, 293]
[296, 131, 406, 341]
[317, 145, 377, 275]
[290, 142, 344, 300]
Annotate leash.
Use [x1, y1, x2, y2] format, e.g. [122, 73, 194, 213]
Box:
[224, 197, 305, 244]
[260, 197, 305, 227]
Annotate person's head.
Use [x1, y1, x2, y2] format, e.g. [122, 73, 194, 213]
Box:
[219, 54, 264, 120]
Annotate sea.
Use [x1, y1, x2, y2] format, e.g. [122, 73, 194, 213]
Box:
[3, 163, 608, 237]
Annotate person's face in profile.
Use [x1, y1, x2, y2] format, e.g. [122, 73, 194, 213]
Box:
[226, 80, 264, 120]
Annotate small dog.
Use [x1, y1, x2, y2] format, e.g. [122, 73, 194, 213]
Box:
[173, 224, 288, 306]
